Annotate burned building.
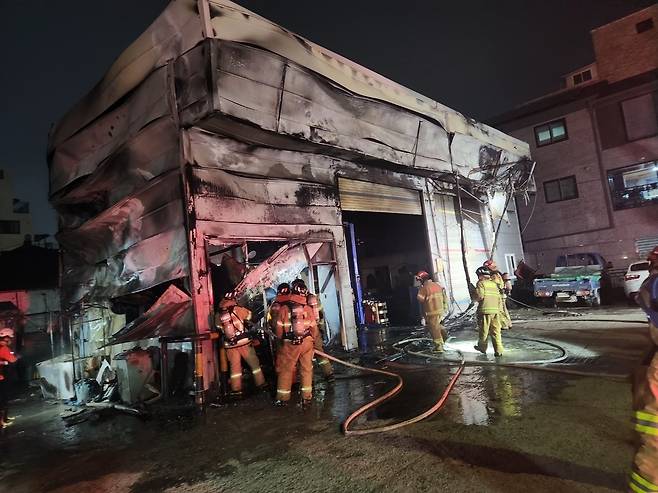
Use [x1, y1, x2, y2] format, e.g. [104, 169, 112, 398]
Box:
[47, 0, 531, 402]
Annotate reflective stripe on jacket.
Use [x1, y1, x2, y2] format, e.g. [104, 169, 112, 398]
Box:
[477, 279, 502, 314]
[417, 280, 448, 318]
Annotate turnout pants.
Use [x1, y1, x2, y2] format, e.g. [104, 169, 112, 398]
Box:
[476, 313, 504, 354]
[500, 296, 512, 329]
[427, 315, 447, 350]
[313, 335, 334, 377]
[276, 337, 314, 401]
[630, 323, 658, 493]
[226, 344, 265, 392]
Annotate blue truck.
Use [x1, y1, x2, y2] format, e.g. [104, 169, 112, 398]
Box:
[533, 253, 611, 307]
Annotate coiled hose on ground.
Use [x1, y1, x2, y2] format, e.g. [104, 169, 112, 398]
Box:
[317, 313, 645, 435]
[314, 349, 464, 436]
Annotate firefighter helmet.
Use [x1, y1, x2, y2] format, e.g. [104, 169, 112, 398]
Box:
[276, 283, 291, 295]
[415, 271, 431, 282]
[219, 291, 237, 309]
[291, 279, 308, 295]
[476, 266, 492, 277]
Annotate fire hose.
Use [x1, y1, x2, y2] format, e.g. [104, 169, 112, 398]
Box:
[314, 349, 465, 436]
[314, 313, 645, 434]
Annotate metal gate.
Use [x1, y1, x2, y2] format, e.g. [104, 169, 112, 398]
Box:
[338, 177, 422, 215]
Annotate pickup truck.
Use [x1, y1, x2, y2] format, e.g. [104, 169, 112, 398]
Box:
[533, 253, 610, 307]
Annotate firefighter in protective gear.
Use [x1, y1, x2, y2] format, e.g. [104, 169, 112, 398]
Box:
[304, 286, 334, 382]
[267, 283, 291, 331]
[484, 259, 512, 330]
[630, 246, 658, 493]
[215, 292, 265, 396]
[268, 283, 298, 386]
[474, 266, 504, 357]
[274, 280, 318, 407]
[0, 328, 18, 428]
[416, 271, 449, 353]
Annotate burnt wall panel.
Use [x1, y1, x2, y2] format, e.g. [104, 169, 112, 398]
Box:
[191, 168, 340, 226]
[175, 42, 214, 126]
[61, 226, 188, 306]
[53, 117, 181, 224]
[50, 67, 171, 195]
[58, 171, 183, 264]
[49, 0, 203, 150]
[212, 40, 452, 172]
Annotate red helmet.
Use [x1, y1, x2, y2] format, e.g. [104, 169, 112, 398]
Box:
[415, 271, 431, 282]
[484, 259, 495, 268]
[648, 246, 658, 264]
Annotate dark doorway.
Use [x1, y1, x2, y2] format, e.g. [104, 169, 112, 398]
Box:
[343, 211, 431, 326]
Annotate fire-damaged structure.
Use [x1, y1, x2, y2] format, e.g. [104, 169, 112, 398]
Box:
[47, 0, 532, 403]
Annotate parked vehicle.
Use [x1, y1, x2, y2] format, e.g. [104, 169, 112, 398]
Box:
[533, 253, 611, 307]
[623, 261, 650, 301]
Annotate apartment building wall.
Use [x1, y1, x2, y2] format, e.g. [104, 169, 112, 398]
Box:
[592, 4, 658, 84]
[501, 80, 658, 274]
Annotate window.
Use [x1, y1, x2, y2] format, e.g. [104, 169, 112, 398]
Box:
[608, 160, 658, 210]
[0, 221, 20, 234]
[543, 176, 578, 203]
[630, 262, 649, 272]
[636, 18, 654, 33]
[12, 199, 29, 214]
[572, 69, 592, 86]
[504, 254, 517, 279]
[534, 119, 568, 146]
[621, 93, 658, 141]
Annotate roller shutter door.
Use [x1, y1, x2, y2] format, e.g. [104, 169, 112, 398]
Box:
[338, 177, 422, 215]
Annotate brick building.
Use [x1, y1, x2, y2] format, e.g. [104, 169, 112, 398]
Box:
[492, 4, 658, 276]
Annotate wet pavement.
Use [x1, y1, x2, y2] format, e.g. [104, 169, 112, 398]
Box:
[0, 305, 651, 492]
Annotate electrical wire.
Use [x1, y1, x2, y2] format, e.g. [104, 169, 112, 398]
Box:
[520, 192, 538, 235]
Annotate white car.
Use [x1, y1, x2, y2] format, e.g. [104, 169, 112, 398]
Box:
[624, 261, 650, 300]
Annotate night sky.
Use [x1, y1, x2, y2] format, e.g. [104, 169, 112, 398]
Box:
[0, 0, 655, 236]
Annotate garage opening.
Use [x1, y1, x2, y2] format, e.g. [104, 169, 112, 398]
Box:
[207, 238, 343, 345]
[338, 178, 431, 327]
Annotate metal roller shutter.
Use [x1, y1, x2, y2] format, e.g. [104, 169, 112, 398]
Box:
[338, 177, 422, 215]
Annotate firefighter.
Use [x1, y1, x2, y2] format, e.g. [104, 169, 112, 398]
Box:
[0, 328, 18, 428]
[631, 246, 658, 493]
[484, 259, 512, 330]
[415, 271, 449, 353]
[474, 266, 504, 357]
[267, 283, 291, 332]
[295, 280, 335, 383]
[274, 279, 317, 407]
[215, 292, 266, 397]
